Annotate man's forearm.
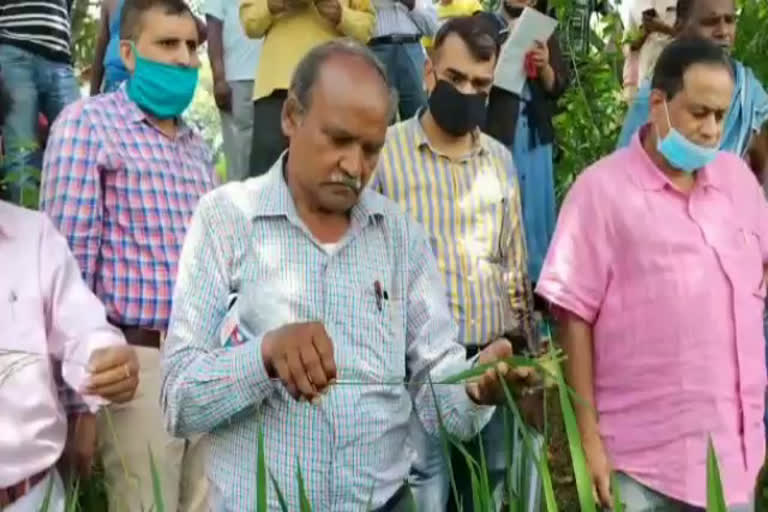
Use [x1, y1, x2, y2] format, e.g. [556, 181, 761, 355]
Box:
[161, 336, 275, 436]
[560, 312, 600, 442]
[205, 16, 226, 82]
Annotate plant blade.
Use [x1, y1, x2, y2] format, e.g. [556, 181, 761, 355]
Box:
[148, 445, 166, 512]
[706, 437, 728, 512]
[269, 469, 290, 512]
[257, 420, 268, 512]
[296, 457, 312, 512]
[552, 343, 596, 512]
[500, 378, 558, 512]
[611, 472, 625, 512]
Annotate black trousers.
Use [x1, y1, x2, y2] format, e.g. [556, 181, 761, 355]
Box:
[248, 89, 288, 178]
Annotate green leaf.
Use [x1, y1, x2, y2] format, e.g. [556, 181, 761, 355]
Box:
[269, 469, 290, 512]
[552, 343, 597, 512]
[257, 420, 268, 512]
[148, 445, 166, 512]
[706, 437, 728, 512]
[427, 376, 463, 512]
[65, 478, 80, 512]
[39, 472, 55, 512]
[500, 379, 558, 512]
[296, 458, 312, 512]
[611, 472, 625, 512]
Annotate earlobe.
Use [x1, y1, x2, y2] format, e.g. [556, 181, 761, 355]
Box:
[281, 97, 300, 138]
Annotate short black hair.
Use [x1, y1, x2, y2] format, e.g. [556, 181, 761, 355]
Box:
[676, 0, 734, 24]
[651, 37, 733, 99]
[289, 39, 396, 116]
[120, 0, 195, 40]
[432, 15, 500, 62]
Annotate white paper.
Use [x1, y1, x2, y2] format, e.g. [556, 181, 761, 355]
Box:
[493, 7, 558, 95]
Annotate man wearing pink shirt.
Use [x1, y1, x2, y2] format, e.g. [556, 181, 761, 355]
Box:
[0, 75, 139, 510]
[537, 37, 766, 510]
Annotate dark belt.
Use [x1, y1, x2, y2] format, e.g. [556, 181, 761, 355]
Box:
[372, 484, 410, 512]
[116, 325, 162, 349]
[369, 34, 421, 46]
[0, 470, 49, 507]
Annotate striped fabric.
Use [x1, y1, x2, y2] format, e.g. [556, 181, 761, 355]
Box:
[161, 159, 495, 511]
[0, 0, 72, 62]
[374, 116, 535, 348]
[371, 0, 438, 37]
[40, 86, 217, 330]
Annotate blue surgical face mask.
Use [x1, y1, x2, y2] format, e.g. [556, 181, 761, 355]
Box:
[127, 43, 199, 119]
[656, 101, 719, 173]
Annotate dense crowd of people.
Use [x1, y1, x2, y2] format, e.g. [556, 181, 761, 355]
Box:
[0, 0, 767, 511]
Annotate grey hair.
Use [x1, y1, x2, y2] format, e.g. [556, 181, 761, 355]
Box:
[289, 39, 399, 119]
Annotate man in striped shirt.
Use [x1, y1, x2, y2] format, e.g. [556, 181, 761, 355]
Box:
[40, 0, 216, 510]
[0, 0, 80, 202]
[374, 16, 539, 511]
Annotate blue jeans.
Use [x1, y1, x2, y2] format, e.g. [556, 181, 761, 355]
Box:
[613, 472, 753, 511]
[370, 42, 426, 122]
[0, 44, 80, 204]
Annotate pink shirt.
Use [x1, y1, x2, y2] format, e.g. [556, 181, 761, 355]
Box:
[0, 201, 125, 487]
[536, 133, 768, 506]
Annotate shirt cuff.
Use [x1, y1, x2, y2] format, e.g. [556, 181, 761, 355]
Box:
[232, 334, 275, 405]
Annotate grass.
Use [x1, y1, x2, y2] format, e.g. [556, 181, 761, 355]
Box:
[49, 346, 748, 512]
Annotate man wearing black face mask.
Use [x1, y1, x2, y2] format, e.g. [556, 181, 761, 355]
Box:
[373, 15, 537, 511]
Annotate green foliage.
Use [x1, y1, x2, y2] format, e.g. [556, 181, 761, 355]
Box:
[733, 0, 768, 85]
[553, 13, 627, 202]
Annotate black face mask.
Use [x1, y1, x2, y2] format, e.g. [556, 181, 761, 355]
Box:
[427, 79, 487, 137]
[503, 3, 524, 17]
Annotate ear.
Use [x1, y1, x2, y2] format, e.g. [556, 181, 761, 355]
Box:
[424, 57, 436, 95]
[648, 89, 669, 137]
[119, 40, 137, 74]
[281, 94, 304, 139]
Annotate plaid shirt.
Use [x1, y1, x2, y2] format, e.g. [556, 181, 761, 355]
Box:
[161, 159, 495, 511]
[40, 87, 217, 330]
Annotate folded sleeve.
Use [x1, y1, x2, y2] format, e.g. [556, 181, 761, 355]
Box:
[535, 173, 611, 324]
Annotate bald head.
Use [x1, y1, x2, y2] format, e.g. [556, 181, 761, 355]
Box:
[289, 40, 395, 118]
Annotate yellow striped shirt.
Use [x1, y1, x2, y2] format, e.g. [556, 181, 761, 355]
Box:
[374, 115, 534, 348]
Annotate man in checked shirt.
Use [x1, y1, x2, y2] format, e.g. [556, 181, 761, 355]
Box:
[161, 39, 537, 512]
[39, 0, 216, 510]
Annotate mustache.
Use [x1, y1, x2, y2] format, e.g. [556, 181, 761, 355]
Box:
[328, 173, 363, 192]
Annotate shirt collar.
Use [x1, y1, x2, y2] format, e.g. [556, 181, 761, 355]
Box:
[249, 152, 386, 223]
[116, 83, 192, 138]
[409, 109, 489, 159]
[627, 124, 723, 192]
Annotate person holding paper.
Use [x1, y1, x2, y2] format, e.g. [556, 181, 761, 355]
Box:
[484, 0, 569, 284]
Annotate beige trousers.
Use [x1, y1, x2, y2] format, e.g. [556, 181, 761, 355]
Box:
[97, 346, 208, 512]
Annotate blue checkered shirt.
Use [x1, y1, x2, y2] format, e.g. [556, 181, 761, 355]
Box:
[161, 159, 495, 511]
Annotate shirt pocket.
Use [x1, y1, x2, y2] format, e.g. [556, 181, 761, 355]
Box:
[717, 226, 765, 300]
[0, 294, 51, 386]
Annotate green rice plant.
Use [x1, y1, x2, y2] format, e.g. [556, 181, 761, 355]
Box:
[551, 342, 597, 512]
[707, 437, 727, 512]
[611, 472, 625, 512]
[148, 445, 165, 512]
[296, 458, 312, 512]
[257, 420, 268, 512]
